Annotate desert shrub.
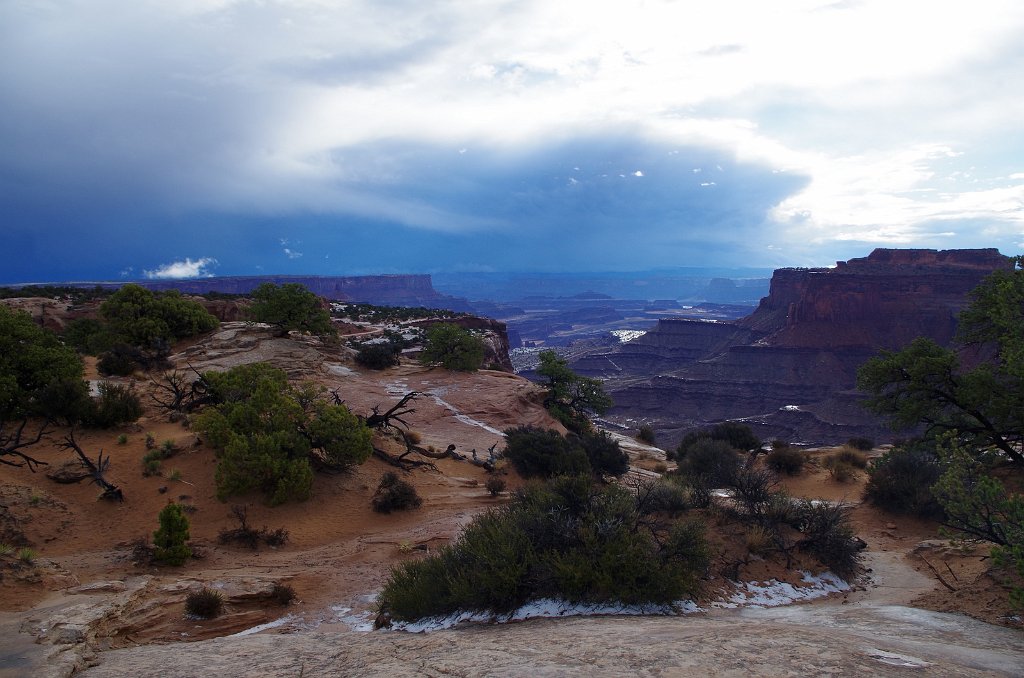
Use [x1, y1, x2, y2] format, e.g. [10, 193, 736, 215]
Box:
[195, 364, 370, 505]
[82, 382, 143, 428]
[96, 345, 140, 377]
[142, 450, 163, 477]
[728, 465, 780, 520]
[0, 543, 14, 556]
[377, 478, 711, 622]
[217, 505, 291, 549]
[117, 434, 128, 445]
[16, 547, 37, 563]
[502, 426, 590, 478]
[153, 503, 192, 566]
[636, 424, 656, 445]
[792, 500, 862, 577]
[372, 472, 423, 513]
[535, 350, 612, 434]
[418, 323, 485, 371]
[745, 525, 775, 556]
[846, 437, 875, 451]
[823, 457, 856, 483]
[485, 476, 507, 497]
[766, 446, 806, 475]
[864, 445, 944, 518]
[62, 318, 117, 355]
[678, 422, 761, 454]
[354, 342, 401, 370]
[634, 478, 691, 516]
[249, 282, 334, 337]
[675, 439, 741, 486]
[578, 430, 629, 477]
[270, 583, 296, 606]
[833, 446, 869, 469]
[185, 588, 224, 619]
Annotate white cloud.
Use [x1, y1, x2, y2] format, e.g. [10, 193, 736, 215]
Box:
[283, 248, 303, 259]
[144, 257, 218, 279]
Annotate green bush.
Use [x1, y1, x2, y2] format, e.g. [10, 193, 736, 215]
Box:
[82, 382, 143, 428]
[833, 446, 869, 469]
[792, 500, 862, 577]
[864, 445, 944, 518]
[846, 437, 875, 451]
[578, 430, 629, 477]
[354, 342, 401, 370]
[636, 424, 656, 445]
[249, 283, 334, 337]
[377, 477, 711, 622]
[418, 323, 485, 371]
[153, 503, 192, 566]
[270, 583, 296, 606]
[195, 364, 370, 505]
[766, 446, 806, 475]
[502, 426, 590, 478]
[678, 422, 761, 454]
[372, 472, 423, 513]
[485, 476, 507, 497]
[96, 344, 142, 376]
[185, 588, 224, 619]
[675, 439, 741, 486]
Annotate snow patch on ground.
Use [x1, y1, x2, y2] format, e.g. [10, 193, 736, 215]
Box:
[380, 571, 850, 633]
[228, 614, 299, 637]
[712, 571, 850, 609]
[427, 389, 505, 436]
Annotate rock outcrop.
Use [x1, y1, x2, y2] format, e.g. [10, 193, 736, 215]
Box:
[586, 248, 1011, 446]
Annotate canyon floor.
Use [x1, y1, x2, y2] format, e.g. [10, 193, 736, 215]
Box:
[1, 324, 1021, 677]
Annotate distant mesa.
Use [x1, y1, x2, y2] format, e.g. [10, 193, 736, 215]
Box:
[578, 248, 1012, 447]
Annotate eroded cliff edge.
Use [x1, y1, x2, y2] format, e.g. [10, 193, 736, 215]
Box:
[579, 248, 1011, 447]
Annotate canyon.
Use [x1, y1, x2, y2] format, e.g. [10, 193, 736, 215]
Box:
[575, 248, 1012, 447]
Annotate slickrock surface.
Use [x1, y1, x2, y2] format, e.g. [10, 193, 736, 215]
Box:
[77, 605, 1024, 677]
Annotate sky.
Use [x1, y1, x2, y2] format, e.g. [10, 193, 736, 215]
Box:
[2, 0, 1024, 283]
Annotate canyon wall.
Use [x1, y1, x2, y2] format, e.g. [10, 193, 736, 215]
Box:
[587, 248, 1011, 446]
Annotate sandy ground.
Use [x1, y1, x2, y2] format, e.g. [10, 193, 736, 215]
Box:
[1, 324, 1021, 677]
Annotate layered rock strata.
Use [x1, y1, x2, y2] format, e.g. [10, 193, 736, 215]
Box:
[585, 248, 1011, 446]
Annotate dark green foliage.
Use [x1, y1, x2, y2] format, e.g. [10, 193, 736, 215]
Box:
[674, 439, 741, 486]
[419, 323, 485, 371]
[195, 364, 371, 505]
[250, 283, 335, 337]
[81, 382, 143, 429]
[372, 472, 423, 513]
[728, 465, 780, 519]
[864, 444, 944, 518]
[636, 424, 656, 445]
[354, 342, 401, 370]
[153, 503, 192, 566]
[485, 476, 506, 496]
[579, 430, 630, 477]
[0, 305, 88, 423]
[678, 421, 761, 454]
[792, 500, 862, 577]
[185, 588, 224, 619]
[502, 426, 590, 478]
[101, 284, 217, 347]
[535, 350, 612, 433]
[96, 345, 139, 376]
[846, 437, 875, 451]
[932, 437, 1024, 607]
[377, 477, 711, 622]
[62, 318, 117, 355]
[1, 306, 92, 469]
[766, 446, 806, 475]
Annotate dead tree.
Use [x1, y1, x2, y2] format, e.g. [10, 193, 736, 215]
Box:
[150, 363, 214, 415]
[363, 392, 441, 471]
[365, 391, 420, 430]
[0, 419, 50, 472]
[59, 431, 125, 502]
